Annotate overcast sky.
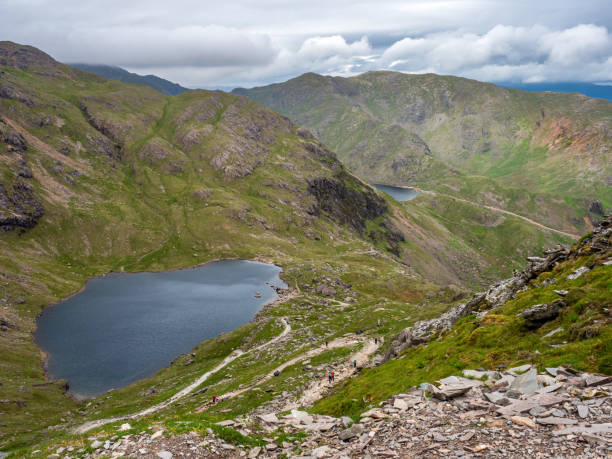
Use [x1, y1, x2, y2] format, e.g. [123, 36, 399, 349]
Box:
[1, 0, 611, 88]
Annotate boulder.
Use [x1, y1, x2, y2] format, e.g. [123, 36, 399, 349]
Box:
[517, 300, 565, 328]
[339, 423, 364, 441]
[508, 368, 541, 395]
[589, 200, 604, 215]
[567, 266, 590, 280]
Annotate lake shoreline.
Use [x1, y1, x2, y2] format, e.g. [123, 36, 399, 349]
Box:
[34, 257, 290, 399]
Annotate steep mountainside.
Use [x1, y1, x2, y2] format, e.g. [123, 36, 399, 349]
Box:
[69, 63, 188, 95]
[234, 71, 612, 234]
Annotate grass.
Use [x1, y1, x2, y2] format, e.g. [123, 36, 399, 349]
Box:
[312, 247, 612, 419]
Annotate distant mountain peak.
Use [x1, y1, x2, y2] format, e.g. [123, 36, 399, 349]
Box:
[0, 41, 69, 77]
[69, 63, 189, 96]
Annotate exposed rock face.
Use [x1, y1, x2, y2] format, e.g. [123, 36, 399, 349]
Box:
[307, 172, 387, 234]
[589, 200, 604, 215]
[517, 299, 566, 329]
[0, 118, 44, 231]
[385, 215, 611, 361]
[0, 181, 44, 231]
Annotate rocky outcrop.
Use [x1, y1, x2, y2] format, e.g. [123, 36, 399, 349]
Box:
[307, 172, 387, 234]
[517, 299, 566, 329]
[589, 200, 604, 215]
[385, 215, 611, 361]
[0, 181, 44, 231]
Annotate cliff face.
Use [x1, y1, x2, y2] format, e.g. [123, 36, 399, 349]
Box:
[0, 119, 43, 231]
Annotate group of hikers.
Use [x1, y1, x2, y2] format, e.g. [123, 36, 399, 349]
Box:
[209, 336, 380, 405]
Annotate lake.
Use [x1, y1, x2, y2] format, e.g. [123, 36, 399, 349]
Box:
[374, 184, 420, 201]
[35, 260, 287, 398]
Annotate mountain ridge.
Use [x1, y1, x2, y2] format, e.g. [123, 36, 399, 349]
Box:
[233, 71, 612, 235]
[68, 63, 189, 96]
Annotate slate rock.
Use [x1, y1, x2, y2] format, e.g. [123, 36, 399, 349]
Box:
[537, 416, 578, 425]
[508, 368, 541, 395]
[577, 405, 589, 418]
[157, 452, 173, 459]
[517, 300, 565, 328]
[339, 423, 364, 441]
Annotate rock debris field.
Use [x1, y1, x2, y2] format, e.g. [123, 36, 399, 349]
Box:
[71, 364, 611, 458]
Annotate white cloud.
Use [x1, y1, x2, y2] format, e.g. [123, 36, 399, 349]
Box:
[1, 1, 611, 86]
[379, 24, 612, 84]
[60, 25, 277, 68]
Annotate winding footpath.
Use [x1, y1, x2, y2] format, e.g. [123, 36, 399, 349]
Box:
[74, 317, 292, 434]
[194, 335, 381, 413]
[412, 188, 579, 239]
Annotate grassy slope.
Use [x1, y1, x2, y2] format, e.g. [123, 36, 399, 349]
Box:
[234, 71, 612, 234]
[313, 228, 612, 419]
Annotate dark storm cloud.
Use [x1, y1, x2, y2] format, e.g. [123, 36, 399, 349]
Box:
[0, 0, 610, 87]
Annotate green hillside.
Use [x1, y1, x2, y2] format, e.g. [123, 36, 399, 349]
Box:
[234, 71, 612, 235]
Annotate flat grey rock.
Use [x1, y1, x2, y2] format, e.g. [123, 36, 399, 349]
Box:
[537, 416, 578, 425]
[582, 374, 612, 387]
[536, 383, 563, 394]
[577, 405, 589, 418]
[216, 420, 235, 427]
[552, 423, 612, 436]
[339, 423, 363, 441]
[543, 328, 564, 339]
[157, 452, 173, 459]
[508, 364, 531, 374]
[258, 413, 279, 423]
[509, 368, 541, 395]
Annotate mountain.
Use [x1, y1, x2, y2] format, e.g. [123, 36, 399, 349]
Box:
[0, 42, 609, 457]
[0, 41, 560, 449]
[69, 63, 189, 95]
[233, 71, 612, 235]
[499, 81, 612, 102]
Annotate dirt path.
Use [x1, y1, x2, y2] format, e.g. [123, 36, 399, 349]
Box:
[290, 337, 380, 409]
[195, 336, 382, 413]
[74, 318, 291, 434]
[418, 189, 579, 239]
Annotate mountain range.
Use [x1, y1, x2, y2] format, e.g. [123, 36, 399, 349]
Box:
[68, 63, 189, 96]
[234, 71, 612, 236]
[0, 41, 610, 455]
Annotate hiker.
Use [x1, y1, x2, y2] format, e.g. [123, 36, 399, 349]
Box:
[328, 372, 332, 383]
[374, 337, 378, 345]
[331, 371, 335, 382]
[325, 341, 328, 348]
[212, 395, 217, 404]
[353, 359, 357, 368]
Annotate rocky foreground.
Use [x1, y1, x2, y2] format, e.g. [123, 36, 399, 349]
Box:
[61, 365, 612, 458]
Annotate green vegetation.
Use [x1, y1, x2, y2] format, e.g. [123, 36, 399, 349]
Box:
[313, 242, 612, 419]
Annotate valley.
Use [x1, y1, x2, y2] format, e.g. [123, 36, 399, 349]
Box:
[0, 40, 610, 458]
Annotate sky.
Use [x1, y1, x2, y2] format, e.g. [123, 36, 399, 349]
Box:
[1, 0, 611, 89]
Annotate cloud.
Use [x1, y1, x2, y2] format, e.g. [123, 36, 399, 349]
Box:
[1, 1, 611, 86]
[298, 35, 371, 60]
[60, 25, 277, 68]
[379, 24, 612, 83]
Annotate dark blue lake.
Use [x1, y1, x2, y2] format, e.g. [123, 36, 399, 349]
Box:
[374, 184, 420, 201]
[35, 260, 286, 399]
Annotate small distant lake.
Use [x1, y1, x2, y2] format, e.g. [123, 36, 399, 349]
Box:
[374, 184, 420, 201]
[35, 260, 287, 399]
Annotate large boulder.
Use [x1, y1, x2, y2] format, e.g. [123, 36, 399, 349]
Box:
[517, 299, 566, 329]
